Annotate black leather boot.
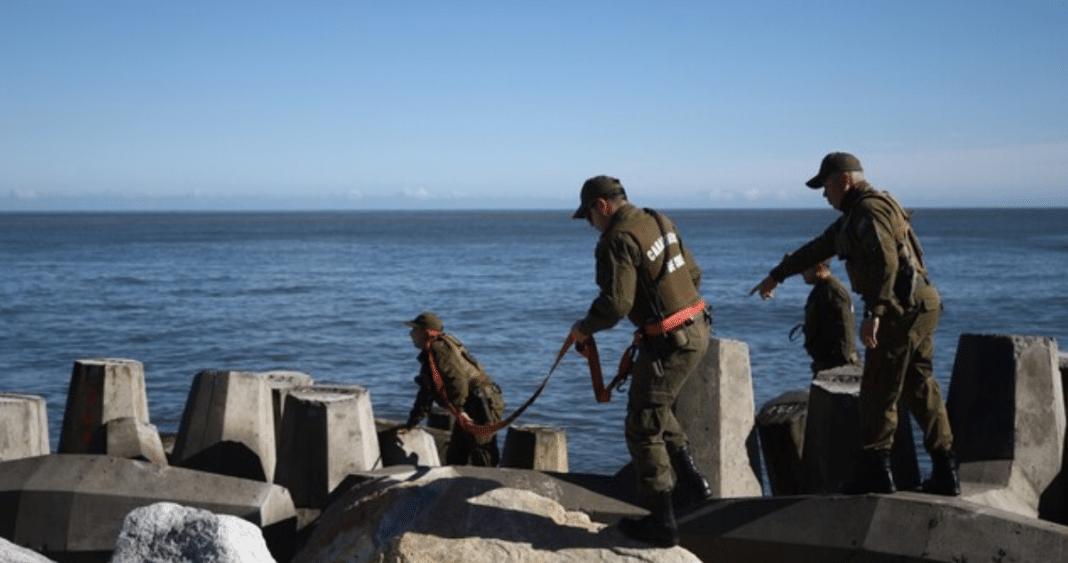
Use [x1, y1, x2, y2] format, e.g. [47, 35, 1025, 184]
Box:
[843, 450, 896, 494]
[618, 490, 678, 547]
[922, 450, 961, 496]
[671, 445, 713, 505]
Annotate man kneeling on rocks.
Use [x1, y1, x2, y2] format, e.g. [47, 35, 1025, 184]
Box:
[402, 311, 506, 467]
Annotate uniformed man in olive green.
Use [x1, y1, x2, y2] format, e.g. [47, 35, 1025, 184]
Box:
[403, 311, 505, 467]
[751, 152, 959, 496]
[570, 176, 712, 547]
[800, 259, 861, 374]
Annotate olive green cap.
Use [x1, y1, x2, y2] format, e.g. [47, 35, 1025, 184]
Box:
[404, 311, 443, 332]
[572, 175, 627, 219]
[806, 152, 863, 188]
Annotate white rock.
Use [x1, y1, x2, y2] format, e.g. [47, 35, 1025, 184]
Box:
[0, 536, 57, 563]
[293, 468, 701, 563]
[109, 502, 276, 563]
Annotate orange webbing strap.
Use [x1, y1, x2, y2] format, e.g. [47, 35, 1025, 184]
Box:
[555, 332, 620, 404]
[423, 331, 552, 437]
[569, 301, 707, 403]
[642, 300, 706, 336]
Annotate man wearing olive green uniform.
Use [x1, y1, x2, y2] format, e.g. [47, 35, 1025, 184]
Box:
[403, 311, 505, 467]
[570, 176, 712, 547]
[801, 259, 861, 374]
[751, 153, 959, 496]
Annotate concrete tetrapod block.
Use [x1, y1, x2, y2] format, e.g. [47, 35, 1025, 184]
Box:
[58, 359, 149, 454]
[947, 333, 1066, 521]
[99, 417, 167, 466]
[501, 424, 569, 472]
[275, 384, 382, 508]
[677, 491, 1068, 563]
[676, 337, 763, 497]
[756, 389, 809, 496]
[0, 394, 49, 462]
[172, 370, 276, 482]
[257, 370, 314, 449]
[378, 426, 442, 468]
[0, 454, 296, 563]
[803, 364, 920, 494]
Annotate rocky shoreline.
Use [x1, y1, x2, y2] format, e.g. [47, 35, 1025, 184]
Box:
[1, 333, 1066, 562]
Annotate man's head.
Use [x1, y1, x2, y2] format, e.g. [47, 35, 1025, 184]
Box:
[806, 152, 865, 209]
[573, 175, 628, 231]
[405, 311, 443, 348]
[802, 259, 832, 284]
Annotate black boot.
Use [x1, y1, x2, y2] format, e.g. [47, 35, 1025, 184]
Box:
[922, 450, 961, 496]
[618, 490, 678, 547]
[843, 450, 896, 495]
[671, 445, 713, 505]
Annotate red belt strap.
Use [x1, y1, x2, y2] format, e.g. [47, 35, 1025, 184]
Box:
[643, 300, 706, 336]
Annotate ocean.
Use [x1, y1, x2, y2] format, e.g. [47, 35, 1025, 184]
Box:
[1, 208, 1065, 477]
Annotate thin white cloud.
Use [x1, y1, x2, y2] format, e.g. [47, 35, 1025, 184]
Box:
[403, 187, 430, 199]
[11, 187, 40, 200]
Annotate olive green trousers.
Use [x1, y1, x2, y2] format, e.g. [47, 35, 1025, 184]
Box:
[860, 285, 954, 454]
[625, 319, 710, 495]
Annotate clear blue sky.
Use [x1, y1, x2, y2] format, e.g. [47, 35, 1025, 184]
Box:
[2, 1, 1065, 211]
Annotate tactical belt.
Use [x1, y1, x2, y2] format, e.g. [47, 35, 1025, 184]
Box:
[423, 331, 551, 437]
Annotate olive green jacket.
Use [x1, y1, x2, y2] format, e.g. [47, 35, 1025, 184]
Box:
[406, 333, 499, 427]
[580, 204, 703, 334]
[804, 275, 860, 372]
[770, 183, 932, 318]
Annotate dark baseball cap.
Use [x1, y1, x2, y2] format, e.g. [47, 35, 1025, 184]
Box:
[806, 152, 863, 188]
[572, 175, 627, 219]
[404, 311, 443, 332]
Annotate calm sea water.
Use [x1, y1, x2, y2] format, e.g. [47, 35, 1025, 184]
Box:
[1, 208, 1065, 477]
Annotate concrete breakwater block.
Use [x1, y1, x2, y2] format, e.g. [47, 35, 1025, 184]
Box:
[676, 337, 764, 498]
[275, 384, 381, 509]
[756, 389, 808, 496]
[0, 394, 49, 462]
[677, 492, 1068, 563]
[172, 370, 276, 482]
[803, 365, 920, 494]
[0, 454, 295, 562]
[948, 333, 1065, 520]
[501, 424, 569, 472]
[99, 417, 167, 466]
[378, 426, 441, 467]
[257, 370, 314, 448]
[58, 359, 149, 455]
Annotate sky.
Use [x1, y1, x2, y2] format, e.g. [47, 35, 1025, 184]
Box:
[1, 1, 1066, 211]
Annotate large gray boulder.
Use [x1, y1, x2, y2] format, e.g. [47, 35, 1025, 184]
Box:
[293, 467, 700, 563]
[0, 537, 55, 563]
[110, 502, 275, 563]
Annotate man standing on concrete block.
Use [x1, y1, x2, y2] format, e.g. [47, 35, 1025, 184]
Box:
[750, 152, 959, 497]
[401, 311, 506, 467]
[796, 258, 861, 375]
[570, 175, 713, 547]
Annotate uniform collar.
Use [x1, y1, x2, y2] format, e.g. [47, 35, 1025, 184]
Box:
[603, 203, 639, 234]
[839, 181, 874, 213]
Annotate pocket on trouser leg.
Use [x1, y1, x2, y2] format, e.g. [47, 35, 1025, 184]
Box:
[626, 406, 674, 493]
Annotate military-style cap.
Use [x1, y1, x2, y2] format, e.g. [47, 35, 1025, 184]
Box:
[806, 152, 863, 188]
[572, 175, 627, 219]
[404, 311, 443, 332]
